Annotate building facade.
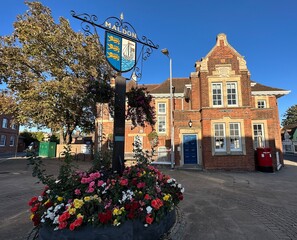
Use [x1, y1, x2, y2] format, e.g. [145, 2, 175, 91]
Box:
[98, 33, 289, 171]
[0, 114, 19, 154]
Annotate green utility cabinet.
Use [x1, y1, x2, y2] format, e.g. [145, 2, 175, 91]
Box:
[39, 142, 57, 158]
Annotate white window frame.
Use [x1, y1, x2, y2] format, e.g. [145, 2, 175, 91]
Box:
[158, 116, 166, 133]
[229, 123, 242, 151]
[0, 135, 6, 146]
[214, 123, 226, 152]
[226, 82, 238, 106]
[257, 100, 266, 108]
[253, 123, 265, 149]
[212, 83, 223, 107]
[12, 123, 18, 130]
[158, 103, 166, 114]
[9, 136, 15, 146]
[2, 118, 8, 128]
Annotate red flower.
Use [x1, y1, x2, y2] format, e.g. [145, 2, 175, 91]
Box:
[120, 178, 128, 186]
[74, 217, 83, 227]
[145, 214, 154, 224]
[98, 210, 112, 224]
[131, 201, 140, 210]
[31, 204, 39, 213]
[137, 182, 146, 189]
[58, 212, 70, 222]
[28, 196, 38, 206]
[69, 217, 83, 231]
[144, 194, 151, 200]
[151, 198, 163, 210]
[178, 193, 184, 201]
[32, 214, 40, 226]
[44, 201, 53, 208]
[131, 178, 138, 186]
[58, 221, 67, 229]
[69, 223, 75, 231]
[127, 211, 135, 219]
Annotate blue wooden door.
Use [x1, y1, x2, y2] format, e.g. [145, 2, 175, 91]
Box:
[183, 135, 198, 164]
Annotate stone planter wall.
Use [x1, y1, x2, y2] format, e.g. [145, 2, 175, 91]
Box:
[39, 209, 176, 240]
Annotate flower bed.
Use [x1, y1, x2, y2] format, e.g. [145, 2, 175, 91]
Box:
[28, 151, 184, 239]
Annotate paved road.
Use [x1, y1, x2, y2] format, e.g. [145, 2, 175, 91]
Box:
[0, 154, 296, 239]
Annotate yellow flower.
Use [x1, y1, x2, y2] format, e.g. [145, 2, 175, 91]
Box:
[73, 199, 84, 209]
[43, 199, 50, 206]
[113, 208, 119, 216]
[57, 196, 63, 202]
[69, 208, 76, 215]
[84, 196, 91, 202]
[113, 219, 119, 226]
[163, 194, 171, 201]
[113, 207, 124, 216]
[30, 214, 34, 220]
[77, 213, 84, 219]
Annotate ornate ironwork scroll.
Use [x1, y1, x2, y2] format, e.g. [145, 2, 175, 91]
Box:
[71, 11, 159, 67]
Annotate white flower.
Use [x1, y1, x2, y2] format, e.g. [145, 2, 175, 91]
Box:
[38, 196, 43, 201]
[146, 206, 152, 214]
[167, 178, 173, 183]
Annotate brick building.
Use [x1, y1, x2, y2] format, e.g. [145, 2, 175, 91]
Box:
[0, 114, 20, 154]
[98, 33, 290, 171]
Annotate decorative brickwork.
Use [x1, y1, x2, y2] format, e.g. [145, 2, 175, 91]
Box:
[98, 33, 289, 171]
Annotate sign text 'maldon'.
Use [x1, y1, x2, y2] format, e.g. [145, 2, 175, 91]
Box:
[105, 21, 137, 39]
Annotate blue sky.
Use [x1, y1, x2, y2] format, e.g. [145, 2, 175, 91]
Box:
[1, 0, 296, 124]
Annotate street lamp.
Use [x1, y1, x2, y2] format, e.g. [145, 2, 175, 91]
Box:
[161, 48, 174, 169]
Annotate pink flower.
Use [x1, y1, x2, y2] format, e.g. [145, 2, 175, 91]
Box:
[90, 172, 100, 180]
[89, 181, 95, 188]
[97, 180, 104, 187]
[81, 178, 89, 184]
[86, 187, 94, 193]
[74, 189, 81, 195]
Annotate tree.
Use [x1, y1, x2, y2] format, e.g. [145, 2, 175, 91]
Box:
[0, 1, 113, 144]
[282, 104, 297, 126]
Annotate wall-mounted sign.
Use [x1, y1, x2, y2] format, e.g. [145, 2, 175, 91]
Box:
[105, 31, 136, 72]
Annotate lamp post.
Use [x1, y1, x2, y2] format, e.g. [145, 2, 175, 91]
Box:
[161, 48, 174, 169]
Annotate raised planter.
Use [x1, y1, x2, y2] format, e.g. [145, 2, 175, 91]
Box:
[39, 209, 176, 240]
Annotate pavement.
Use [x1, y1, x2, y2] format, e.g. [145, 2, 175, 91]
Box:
[0, 153, 297, 240]
[162, 154, 297, 240]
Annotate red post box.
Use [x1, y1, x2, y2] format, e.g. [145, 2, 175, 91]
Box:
[256, 147, 273, 172]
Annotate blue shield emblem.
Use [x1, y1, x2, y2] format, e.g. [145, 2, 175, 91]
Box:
[105, 32, 136, 72]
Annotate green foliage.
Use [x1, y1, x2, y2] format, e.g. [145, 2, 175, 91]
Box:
[49, 133, 59, 143]
[282, 104, 297, 126]
[91, 150, 112, 171]
[147, 130, 159, 148]
[20, 131, 36, 147]
[0, 1, 113, 143]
